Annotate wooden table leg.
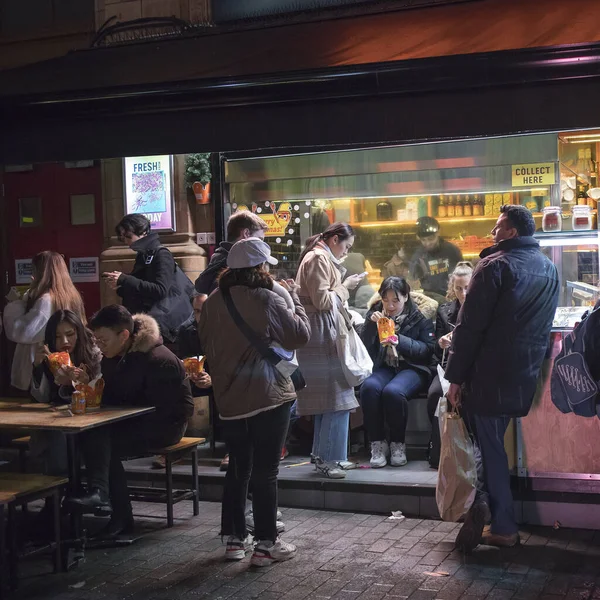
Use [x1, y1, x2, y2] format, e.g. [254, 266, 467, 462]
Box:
[0, 505, 5, 600]
[64, 434, 84, 570]
[51, 489, 62, 573]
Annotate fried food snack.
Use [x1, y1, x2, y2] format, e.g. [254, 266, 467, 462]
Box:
[74, 377, 104, 410]
[377, 317, 396, 343]
[47, 352, 72, 375]
[183, 357, 206, 377]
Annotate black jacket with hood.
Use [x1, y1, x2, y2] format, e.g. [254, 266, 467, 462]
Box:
[361, 299, 435, 381]
[117, 233, 192, 342]
[444, 236, 559, 417]
[100, 314, 194, 429]
[194, 242, 233, 295]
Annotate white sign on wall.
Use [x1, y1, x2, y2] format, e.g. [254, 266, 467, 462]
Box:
[70, 257, 99, 283]
[15, 259, 33, 284]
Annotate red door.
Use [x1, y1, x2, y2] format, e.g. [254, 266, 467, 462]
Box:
[3, 162, 104, 318]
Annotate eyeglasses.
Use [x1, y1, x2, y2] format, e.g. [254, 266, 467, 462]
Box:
[118, 232, 134, 243]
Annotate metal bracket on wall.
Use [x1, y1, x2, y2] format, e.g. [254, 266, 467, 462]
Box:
[515, 417, 527, 478]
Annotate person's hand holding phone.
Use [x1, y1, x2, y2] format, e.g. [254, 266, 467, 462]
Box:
[102, 271, 121, 290]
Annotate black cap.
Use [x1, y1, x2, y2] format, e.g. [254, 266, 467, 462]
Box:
[416, 216, 440, 238]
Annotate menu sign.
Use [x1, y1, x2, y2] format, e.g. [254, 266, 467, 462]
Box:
[123, 155, 175, 231]
[512, 163, 556, 187]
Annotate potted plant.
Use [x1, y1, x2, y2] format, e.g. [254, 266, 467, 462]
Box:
[184, 153, 211, 204]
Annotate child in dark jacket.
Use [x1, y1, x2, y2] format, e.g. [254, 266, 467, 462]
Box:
[360, 277, 435, 469]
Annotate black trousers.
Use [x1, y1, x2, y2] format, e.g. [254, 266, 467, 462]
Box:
[426, 375, 444, 465]
[82, 418, 187, 520]
[221, 402, 290, 543]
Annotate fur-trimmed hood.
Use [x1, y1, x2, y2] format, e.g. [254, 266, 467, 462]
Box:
[130, 313, 162, 353]
[366, 291, 439, 321]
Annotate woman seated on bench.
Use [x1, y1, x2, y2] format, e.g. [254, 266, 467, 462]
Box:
[360, 277, 435, 469]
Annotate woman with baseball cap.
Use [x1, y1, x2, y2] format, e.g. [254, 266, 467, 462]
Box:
[199, 237, 310, 566]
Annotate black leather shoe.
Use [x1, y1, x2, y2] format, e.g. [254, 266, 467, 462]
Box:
[67, 488, 112, 515]
[92, 516, 134, 539]
[456, 502, 491, 554]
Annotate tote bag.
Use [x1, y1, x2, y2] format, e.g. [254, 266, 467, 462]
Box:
[332, 296, 373, 387]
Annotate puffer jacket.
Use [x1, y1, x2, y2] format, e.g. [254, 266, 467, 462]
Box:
[100, 314, 194, 428]
[199, 283, 311, 420]
[361, 299, 435, 380]
[434, 300, 461, 364]
[445, 236, 559, 417]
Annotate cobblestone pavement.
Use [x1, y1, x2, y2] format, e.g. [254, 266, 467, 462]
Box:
[13, 501, 600, 600]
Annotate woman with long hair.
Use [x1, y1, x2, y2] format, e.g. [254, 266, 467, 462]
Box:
[295, 222, 364, 479]
[30, 310, 101, 476]
[426, 261, 473, 468]
[3, 251, 86, 391]
[200, 238, 310, 565]
[360, 276, 435, 468]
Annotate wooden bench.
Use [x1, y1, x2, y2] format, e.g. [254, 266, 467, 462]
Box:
[128, 437, 204, 527]
[0, 474, 66, 593]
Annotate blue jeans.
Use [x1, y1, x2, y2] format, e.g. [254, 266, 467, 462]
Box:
[360, 366, 428, 443]
[311, 410, 350, 463]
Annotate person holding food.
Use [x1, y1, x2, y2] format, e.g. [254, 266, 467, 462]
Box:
[199, 238, 310, 566]
[3, 251, 86, 392]
[426, 262, 473, 469]
[359, 276, 435, 468]
[69, 305, 193, 538]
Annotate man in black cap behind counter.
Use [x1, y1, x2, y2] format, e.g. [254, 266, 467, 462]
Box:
[410, 217, 463, 304]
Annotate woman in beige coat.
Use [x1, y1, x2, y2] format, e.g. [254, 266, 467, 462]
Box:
[295, 222, 364, 479]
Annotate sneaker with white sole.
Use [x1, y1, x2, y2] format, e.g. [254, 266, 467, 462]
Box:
[315, 460, 346, 479]
[390, 442, 407, 466]
[251, 538, 297, 567]
[337, 460, 358, 470]
[245, 510, 285, 534]
[370, 440, 389, 468]
[225, 535, 254, 560]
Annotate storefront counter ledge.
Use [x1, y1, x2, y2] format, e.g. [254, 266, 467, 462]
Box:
[120, 452, 600, 531]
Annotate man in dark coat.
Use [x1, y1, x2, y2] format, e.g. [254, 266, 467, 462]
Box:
[195, 211, 268, 295]
[70, 305, 194, 537]
[445, 205, 559, 552]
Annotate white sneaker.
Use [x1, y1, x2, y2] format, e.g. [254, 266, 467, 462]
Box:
[336, 460, 358, 470]
[370, 440, 389, 468]
[225, 535, 254, 560]
[245, 510, 285, 534]
[390, 442, 407, 466]
[251, 538, 297, 567]
[315, 460, 346, 479]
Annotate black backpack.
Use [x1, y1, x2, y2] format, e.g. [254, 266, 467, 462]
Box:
[550, 304, 600, 419]
[144, 248, 194, 343]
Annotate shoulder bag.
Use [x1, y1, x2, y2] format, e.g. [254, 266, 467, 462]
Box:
[221, 289, 306, 392]
[332, 295, 373, 387]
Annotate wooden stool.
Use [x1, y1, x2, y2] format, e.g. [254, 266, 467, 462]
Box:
[128, 437, 204, 527]
[0, 474, 67, 592]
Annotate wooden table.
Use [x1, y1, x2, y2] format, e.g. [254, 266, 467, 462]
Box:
[0, 402, 154, 568]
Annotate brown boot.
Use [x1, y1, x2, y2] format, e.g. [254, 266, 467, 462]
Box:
[481, 531, 520, 548]
[455, 502, 491, 554]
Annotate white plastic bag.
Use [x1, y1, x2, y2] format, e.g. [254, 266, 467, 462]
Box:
[435, 406, 477, 522]
[333, 296, 373, 387]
